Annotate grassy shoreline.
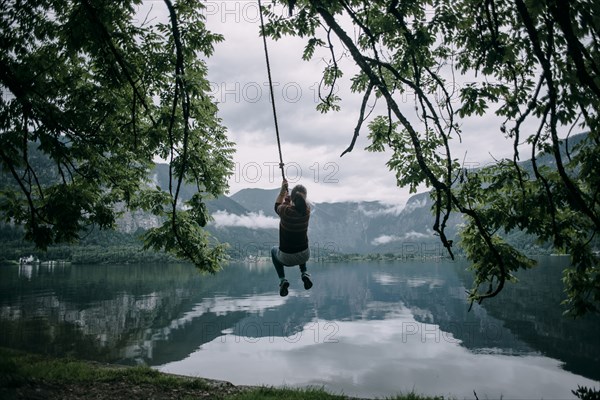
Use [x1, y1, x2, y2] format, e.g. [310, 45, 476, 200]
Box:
[0, 348, 444, 400]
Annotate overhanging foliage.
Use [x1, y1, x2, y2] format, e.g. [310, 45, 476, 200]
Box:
[262, 0, 599, 315]
[0, 0, 235, 272]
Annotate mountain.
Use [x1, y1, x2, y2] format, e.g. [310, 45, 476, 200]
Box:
[136, 176, 460, 257]
[205, 195, 249, 215]
[208, 188, 446, 256]
[205, 131, 591, 257]
[230, 188, 281, 215]
[3, 133, 591, 260]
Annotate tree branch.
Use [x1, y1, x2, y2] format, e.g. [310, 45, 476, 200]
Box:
[80, 0, 157, 126]
[515, 0, 600, 231]
[340, 81, 373, 157]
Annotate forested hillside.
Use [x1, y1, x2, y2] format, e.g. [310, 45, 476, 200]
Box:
[1, 134, 594, 264]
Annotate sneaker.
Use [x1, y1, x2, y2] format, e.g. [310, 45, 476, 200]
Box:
[301, 273, 313, 290]
[279, 279, 290, 297]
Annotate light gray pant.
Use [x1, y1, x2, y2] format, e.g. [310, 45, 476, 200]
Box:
[271, 246, 310, 279]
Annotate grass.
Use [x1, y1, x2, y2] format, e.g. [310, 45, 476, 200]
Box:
[227, 386, 445, 400]
[0, 347, 445, 400]
[0, 348, 204, 387]
[226, 386, 349, 400]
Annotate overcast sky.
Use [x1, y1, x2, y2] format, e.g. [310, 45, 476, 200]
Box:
[141, 1, 521, 207]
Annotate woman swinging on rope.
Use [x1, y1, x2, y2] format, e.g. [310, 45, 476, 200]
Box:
[271, 178, 313, 297]
[258, 0, 311, 296]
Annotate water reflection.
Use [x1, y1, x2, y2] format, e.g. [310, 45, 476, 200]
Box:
[0, 258, 598, 399]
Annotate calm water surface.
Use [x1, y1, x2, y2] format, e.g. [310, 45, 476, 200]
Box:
[0, 257, 598, 399]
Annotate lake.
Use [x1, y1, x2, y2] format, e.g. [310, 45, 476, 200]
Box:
[0, 257, 598, 399]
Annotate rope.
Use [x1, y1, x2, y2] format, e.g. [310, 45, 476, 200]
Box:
[258, 0, 286, 181]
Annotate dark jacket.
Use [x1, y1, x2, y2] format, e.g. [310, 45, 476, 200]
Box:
[274, 201, 310, 253]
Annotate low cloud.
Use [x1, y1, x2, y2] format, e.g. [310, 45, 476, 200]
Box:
[403, 197, 428, 213]
[371, 235, 402, 245]
[371, 230, 432, 245]
[403, 230, 431, 239]
[212, 210, 279, 229]
[358, 204, 405, 217]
